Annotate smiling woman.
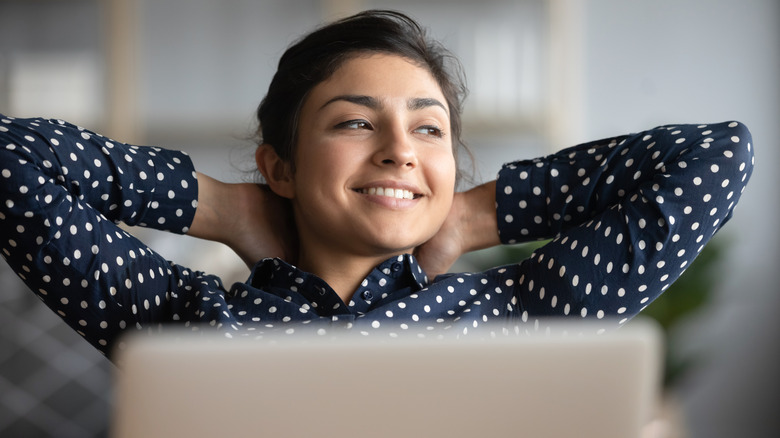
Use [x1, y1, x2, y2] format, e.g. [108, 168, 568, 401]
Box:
[0, 10, 754, 359]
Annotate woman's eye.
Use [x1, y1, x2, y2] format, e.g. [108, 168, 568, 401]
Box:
[414, 125, 444, 138]
[336, 120, 373, 130]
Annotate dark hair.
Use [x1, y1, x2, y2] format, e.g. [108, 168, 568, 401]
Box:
[255, 9, 471, 181]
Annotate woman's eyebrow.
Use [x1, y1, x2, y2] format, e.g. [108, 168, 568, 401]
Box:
[407, 97, 448, 114]
[320, 95, 379, 111]
[319, 95, 448, 115]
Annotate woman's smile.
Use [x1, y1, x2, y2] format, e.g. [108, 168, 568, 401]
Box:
[353, 187, 418, 200]
[352, 179, 425, 206]
[352, 186, 421, 210]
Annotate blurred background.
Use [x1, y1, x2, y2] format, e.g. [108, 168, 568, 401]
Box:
[0, 0, 777, 436]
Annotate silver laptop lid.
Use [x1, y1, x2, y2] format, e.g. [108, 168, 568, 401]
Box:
[111, 319, 662, 438]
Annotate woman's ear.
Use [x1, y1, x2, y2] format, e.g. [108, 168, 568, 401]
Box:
[255, 144, 295, 199]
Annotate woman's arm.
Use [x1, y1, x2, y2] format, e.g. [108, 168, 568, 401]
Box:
[0, 115, 203, 353]
[495, 121, 754, 322]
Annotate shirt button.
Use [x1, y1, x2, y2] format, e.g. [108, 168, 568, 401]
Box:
[391, 262, 402, 272]
[361, 291, 373, 301]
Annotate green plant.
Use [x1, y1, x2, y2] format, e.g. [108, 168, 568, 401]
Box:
[642, 234, 724, 387]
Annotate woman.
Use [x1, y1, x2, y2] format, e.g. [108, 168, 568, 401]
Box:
[0, 10, 754, 358]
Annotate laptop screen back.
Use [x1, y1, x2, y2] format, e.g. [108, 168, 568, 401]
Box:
[111, 320, 662, 438]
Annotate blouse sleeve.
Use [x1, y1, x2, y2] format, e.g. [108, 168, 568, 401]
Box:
[494, 121, 754, 322]
[0, 115, 205, 354]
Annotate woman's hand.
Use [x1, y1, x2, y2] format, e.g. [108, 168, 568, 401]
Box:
[414, 181, 500, 278]
[188, 173, 297, 269]
[413, 193, 468, 278]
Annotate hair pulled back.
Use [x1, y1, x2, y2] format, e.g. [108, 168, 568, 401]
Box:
[255, 9, 469, 175]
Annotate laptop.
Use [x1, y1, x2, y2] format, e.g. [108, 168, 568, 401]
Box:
[110, 319, 662, 438]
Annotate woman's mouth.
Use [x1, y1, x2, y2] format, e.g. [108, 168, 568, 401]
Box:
[354, 187, 421, 199]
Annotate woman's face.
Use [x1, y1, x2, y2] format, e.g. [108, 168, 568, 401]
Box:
[290, 53, 457, 260]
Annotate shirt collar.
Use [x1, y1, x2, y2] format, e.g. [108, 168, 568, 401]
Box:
[247, 254, 429, 316]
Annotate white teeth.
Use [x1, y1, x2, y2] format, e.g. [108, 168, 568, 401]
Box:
[361, 187, 415, 199]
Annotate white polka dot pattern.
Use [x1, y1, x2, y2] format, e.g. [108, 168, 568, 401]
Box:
[0, 116, 754, 358]
[1, 116, 198, 354]
[496, 121, 753, 323]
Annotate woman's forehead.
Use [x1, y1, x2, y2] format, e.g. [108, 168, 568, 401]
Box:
[311, 53, 447, 105]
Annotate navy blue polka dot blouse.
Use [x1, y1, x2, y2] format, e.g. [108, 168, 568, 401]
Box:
[0, 115, 754, 357]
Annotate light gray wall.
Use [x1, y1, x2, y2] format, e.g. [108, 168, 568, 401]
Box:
[582, 1, 780, 436]
[138, 0, 322, 132]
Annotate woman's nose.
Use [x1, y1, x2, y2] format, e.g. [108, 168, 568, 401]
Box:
[373, 127, 417, 169]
